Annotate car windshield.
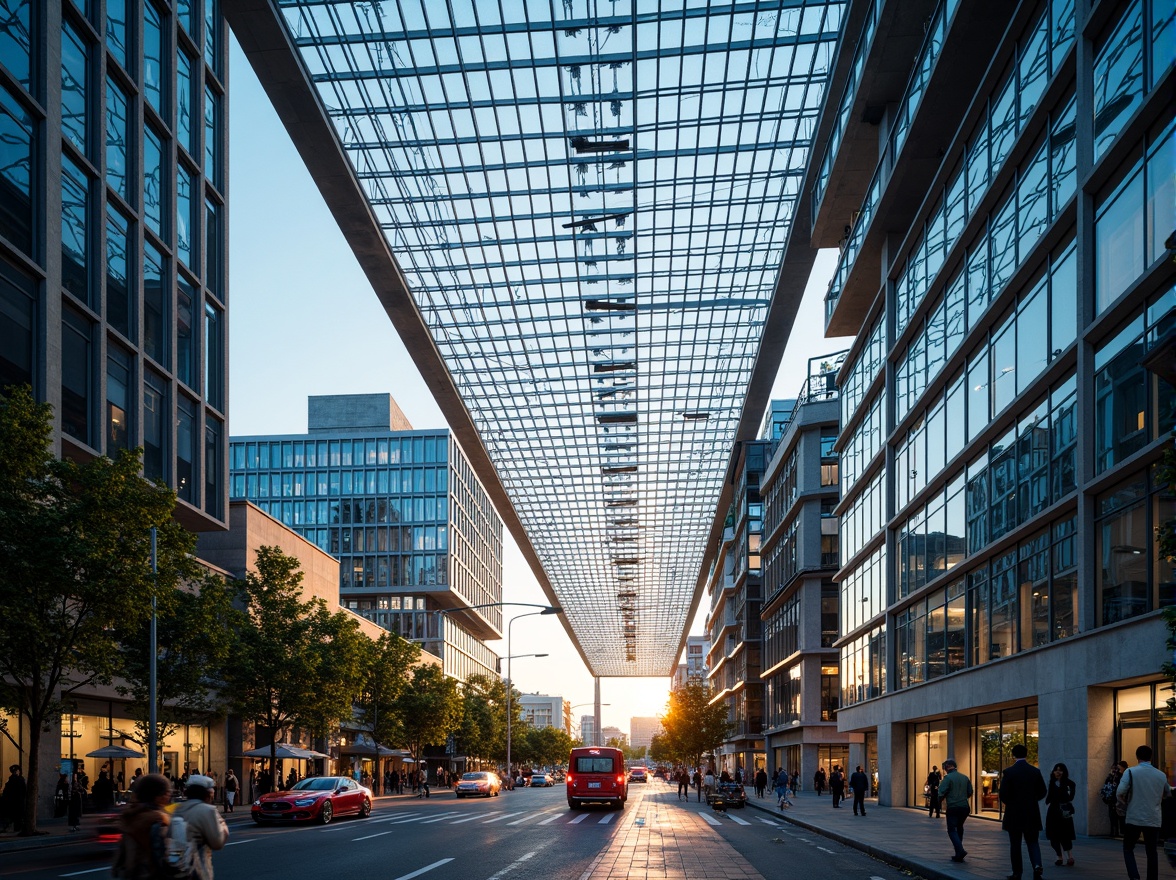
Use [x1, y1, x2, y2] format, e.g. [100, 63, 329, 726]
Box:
[462, 773, 487, 781]
[291, 778, 337, 791]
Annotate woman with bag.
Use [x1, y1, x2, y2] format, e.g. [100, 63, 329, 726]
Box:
[1101, 761, 1126, 837]
[1045, 762, 1077, 866]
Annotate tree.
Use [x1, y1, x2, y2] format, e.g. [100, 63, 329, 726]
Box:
[454, 674, 508, 765]
[658, 682, 733, 772]
[649, 734, 670, 765]
[222, 546, 370, 770]
[357, 633, 421, 749]
[527, 725, 574, 767]
[0, 386, 193, 834]
[114, 570, 240, 756]
[393, 664, 461, 763]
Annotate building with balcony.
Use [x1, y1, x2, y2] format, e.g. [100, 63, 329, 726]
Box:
[229, 394, 504, 682]
[704, 437, 770, 777]
[672, 635, 710, 690]
[760, 355, 862, 783]
[813, 0, 1174, 831]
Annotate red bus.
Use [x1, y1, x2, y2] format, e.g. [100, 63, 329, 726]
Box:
[566, 746, 627, 809]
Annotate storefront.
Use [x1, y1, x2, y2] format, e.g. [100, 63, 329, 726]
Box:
[970, 705, 1038, 819]
[1115, 681, 1175, 783]
[908, 721, 949, 808]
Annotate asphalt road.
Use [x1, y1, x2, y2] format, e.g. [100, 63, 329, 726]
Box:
[0, 781, 922, 880]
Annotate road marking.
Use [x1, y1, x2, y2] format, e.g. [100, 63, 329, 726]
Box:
[817, 846, 836, 854]
[392, 812, 459, 824]
[224, 838, 259, 846]
[392, 859, 454, 880]
[598, 812, 615, 824]
[568, 812, 591, 824]
[757, 817, 780, 826]
[508, 811, 554, 825]
[60, 869, 110, 877]
[727, 814, 751, 825]
[418, 812, 464, 824]
[481, 811, 524, 823]
[699, 812, 721, 826]
[483, 850, 537, 880]
[353, 830, 393, 841]
[538, 813, 564, 825]
[318, 824, 356, 832]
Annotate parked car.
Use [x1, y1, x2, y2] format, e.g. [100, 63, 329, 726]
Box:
[252, 776, 372, 825]
[706, 781, 747, 809]
[628, 767, 648, 783]
[455, 771, 501, 798]
[529, 772, 553, 787]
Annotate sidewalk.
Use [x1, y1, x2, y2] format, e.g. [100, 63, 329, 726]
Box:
[744, 790, 1137, 880]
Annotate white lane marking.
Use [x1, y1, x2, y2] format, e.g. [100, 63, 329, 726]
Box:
[817, 846, 836, 854]
[757, 817, 780, 826]
[393, 812, 460, 824]
[727, 814, 751, 825]
[568, 812, 591, 824]
[60, 869, 110, 877]
[224, 838, 259, 846]
[538, 813, 564, 825]
[418, 812, 465, 824]
[699, 812, 722, 826]
[481, 811, 524, 824]
[483, 849, 537, 880]
[508, 811, 553, 825]
[353, 830, 393, 841]
[449, 813, 490, 824]
[392, 859, 454, 880]
[598, 812, 615, 824]
[318, 824, 355, 832]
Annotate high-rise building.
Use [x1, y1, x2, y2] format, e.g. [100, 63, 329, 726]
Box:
[229, 394, 505, 682]
[672, 635, 710, 690]
[579, 715, 597, 747]
[601, 726, 627, 748]
[760, 356, 860, 781]
[815, 0, 1173, 830]
[518, 694, 564, 732]
[629, 717, 663, 752]
[1, 0, 230, 529]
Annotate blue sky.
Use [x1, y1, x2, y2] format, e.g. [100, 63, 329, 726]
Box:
[226, 36, 851, 738]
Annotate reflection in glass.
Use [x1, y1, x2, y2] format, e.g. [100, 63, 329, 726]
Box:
[106, 0, 128, 70]
[61, 22, 88, 154]
[0, 0, 33, 88]
[177, 165, 194, 267]
[106, 207, 132, 339]
[61, 155, 89, 302]
[177, 276, 195, 387]
[178, 51, 196, 157]
[144, 125, 165, 238]
[0, 84, 34, 254]
[105, 77, 129, 200]
[143, 1, 165, 114]
[61, 307, 91, 445]
[177, 396, 196, 502]
[106, 345, 131, 452]
[204, 85, 218, 183]
[143, 370, 167, 481]
[143, 242, 166, 364]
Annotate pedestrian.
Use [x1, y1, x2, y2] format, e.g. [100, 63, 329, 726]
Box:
[223, 769, 238, 814]
[92, 770, 115, 812]
[926, 765, 942, 818]
[849, 765, 869, 816]
[719, 767, 731, 784]
[790, 770, 800, 794]
[829, 765, 845, 808]
[754, 767, 768, 799]
[733, 766, 743, 785]
[112, 773, 172, 880]
[1102, 761, 1126, 838]
[1118, 744, 1172, 880]
[1045, 762, 1076, 867]
[692, 768, 702, 802]
[53, 772, 69, 818]
[999, 742, 1047, 880]
[814, 766, 826, 796]
[417, 768, 430, 798]
[172, 775, 229, 880]
[676, 768, 689, 801]
[937, 758, 973, 863]
[703, 768, 715, 801]
[67, 773, 84, 832]
[1, 765, 25, 833]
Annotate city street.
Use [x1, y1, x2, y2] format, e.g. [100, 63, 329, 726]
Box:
[0, 783, 916, 880]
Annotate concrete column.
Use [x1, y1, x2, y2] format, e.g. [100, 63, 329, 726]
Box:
[1084, 687, 1116, 837]
[877, 721, 906, 807]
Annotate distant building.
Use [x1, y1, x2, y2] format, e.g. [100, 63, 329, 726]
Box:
[601, 726, 626, 748]
[579, 715, 597, 746]
[629, 717, 663, 752]
[518, 694, 564, 731]
[230, 394, 504, 682]
[672, 635, 709, 690]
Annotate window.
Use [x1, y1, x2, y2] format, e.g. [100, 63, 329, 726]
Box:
[0, 0, 32, 88]
[106, 344, 131, 453]
[205, 417, 221, 517]
[205, 199, 221, 295]
[61, 22, 89, 155]
[204, 84, 219, 184]
[143, 1, 165, 115]
[204, 0, 219, 73]
[143, 125, 164, 238]
[204, 301, 222, 408]
[177, 52, 196, 158]
[0, 262, 35, 390]
[1095, 166, 1145, 313]
[1093, 0, 1144, 160]
[176, 276, 195, 388]
[106, 0, 128, 70]
[61, 306, 92, 445]
[177, 396, 196, 503]
[177, 165, 196, 268]
[0, 85, 34, 255]
[143, 369, 167, 481]
[106, 206, 132, 339]
[61, 155, 90, 303]
[105, 77, 129, 201]
[143, 242, 166, 364]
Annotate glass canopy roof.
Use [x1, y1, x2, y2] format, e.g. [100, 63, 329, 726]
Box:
[276, 0, 844, 676]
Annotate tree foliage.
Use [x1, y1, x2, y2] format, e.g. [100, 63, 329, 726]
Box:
[393, 663, 461, 761]
[0, 386, 192, 834]
[658, 682, 733, 770]
[522, 725, 574, 767]
[454, 674, 508, 763]
[222, 546, 369, 767]
[357, 633, 421, 748]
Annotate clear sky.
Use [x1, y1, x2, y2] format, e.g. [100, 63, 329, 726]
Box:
[227, 37, 852, 739]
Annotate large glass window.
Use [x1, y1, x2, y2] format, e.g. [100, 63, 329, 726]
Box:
[61, 155, 90, 303]
[1098, 479, 1150, 625]
[1093, 0, 1144, 160]
[106, 0, 128, 70]
[204, 0, 219, 74]
[204, 84, 219, 185]
[106, 344, 131, 453]
[1095, 166, 1145, 313]
[177, 51, 196, 158]
[143, 1, 165, 116]
[204, 301, 221, 409]
[105, 206, 132, 339]
[61, 22, 89, 155]
[143, 242, 166, 365]
[177, 396, 196, 503]
[143, 369, 167, 482]
[0, 0, 33, 89]
[176, 276, 194, 387]
[143, 125, 164, 238]
[105, 77, 129, 201]
[61, 306, 92, 446]
[1146, 116, 1175, 267]
[205, 416, 221, 517]
[0, 84, 34, 255]
[205, 199, 221, 296]
[0, 262, 35, 390]
[177, 165, 195, 267]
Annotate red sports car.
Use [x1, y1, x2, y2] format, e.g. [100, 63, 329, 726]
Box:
[252, 776, 372, 825]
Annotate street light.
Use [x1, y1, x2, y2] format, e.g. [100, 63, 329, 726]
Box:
[569, 703, 609, 745]
[504, 607, 563, 784]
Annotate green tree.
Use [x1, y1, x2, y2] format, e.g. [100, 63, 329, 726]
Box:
[222, 546, 370, 769]
[394, 663, 461, 763]
[358, 633, 421, 749]
[658, 682, 733, 772]
[528, 725, 574, 767]
[114, 570, 240, 755]
[454, 674, 509, 764]
[0, 386, 192, 834]
[649, 733, 670, 765]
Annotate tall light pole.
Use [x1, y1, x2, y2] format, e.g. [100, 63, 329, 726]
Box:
[569, 703, 609, 745]
[503, 606, 562, 782]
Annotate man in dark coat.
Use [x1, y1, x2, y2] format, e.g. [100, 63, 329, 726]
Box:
[1, 765, 26, 833]
[849, 765, 870, 816]
[999, 743, 1047, 879]
[754, 768, 768, 798]
[829, 765, 846, 808]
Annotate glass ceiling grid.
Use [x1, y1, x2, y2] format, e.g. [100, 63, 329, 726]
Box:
[278, 0, 843, 675]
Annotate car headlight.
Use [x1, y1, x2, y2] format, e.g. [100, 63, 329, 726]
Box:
[293, 798, 318, 807]
[253, 800, 261, 806]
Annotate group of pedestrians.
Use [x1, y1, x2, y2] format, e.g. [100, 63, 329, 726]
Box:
[930, 744, 1170, 880]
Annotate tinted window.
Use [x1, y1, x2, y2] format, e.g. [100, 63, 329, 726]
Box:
[575, 757, 615, 773]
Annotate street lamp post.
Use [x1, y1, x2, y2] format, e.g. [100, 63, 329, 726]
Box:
[503, 606, 562, 783]
[568, 703, 609, 746]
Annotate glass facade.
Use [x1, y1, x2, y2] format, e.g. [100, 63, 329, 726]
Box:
[0, 0, 229, 527]
[230, 429, 505, 682]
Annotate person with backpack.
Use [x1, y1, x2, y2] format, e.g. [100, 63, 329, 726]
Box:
[112, 773, 173, 879]
[170, 775, 229, 880]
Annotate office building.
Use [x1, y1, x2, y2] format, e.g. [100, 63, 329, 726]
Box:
[672, 635, 710, 690]
[579, 715, 597, 747]
[601, 726, 627, 748]
[760, 356, 861, 781]
[0, 0, 229, 530]
[518, 694, 564, 732]
[816, 0, 1173, 831]
[630, 717, 663, 752]
[229, 394, 505, 682]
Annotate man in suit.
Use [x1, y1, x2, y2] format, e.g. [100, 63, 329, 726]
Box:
[999, 743, 1047, 879]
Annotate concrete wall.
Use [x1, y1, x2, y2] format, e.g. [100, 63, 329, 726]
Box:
[307, 393, 413, 433]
